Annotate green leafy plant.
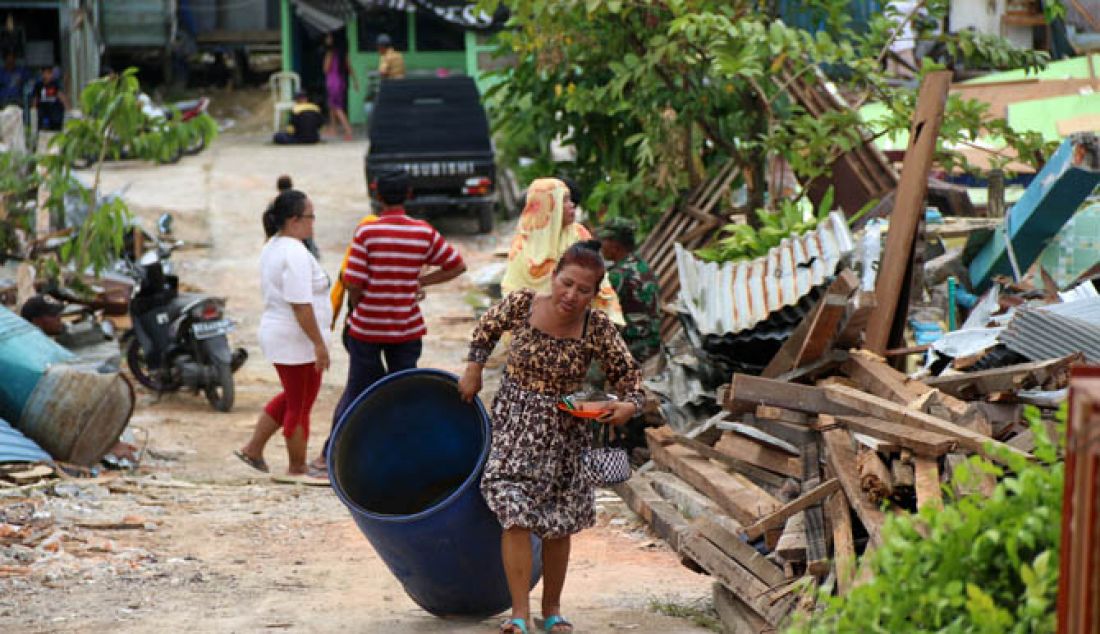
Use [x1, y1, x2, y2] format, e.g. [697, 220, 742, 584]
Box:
[480, 0, 1054, 239]
[787, 406, 1064, 634]
[695, 187, 834, 263]
[0, 68, 193, 288]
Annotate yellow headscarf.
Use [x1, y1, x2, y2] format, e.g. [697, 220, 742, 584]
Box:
[501, 178, 624, 324]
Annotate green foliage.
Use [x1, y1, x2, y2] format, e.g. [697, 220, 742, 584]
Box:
[481, 0, 1055, 242]
[787, 406, 1065, 634]
[695, 187, 833, 263]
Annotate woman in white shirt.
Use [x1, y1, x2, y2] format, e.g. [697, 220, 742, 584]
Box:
[235, 189, 331, 479]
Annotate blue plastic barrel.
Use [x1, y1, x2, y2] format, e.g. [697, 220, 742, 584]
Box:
[0, 306, 74, 424]
[328, 368, 541, 617]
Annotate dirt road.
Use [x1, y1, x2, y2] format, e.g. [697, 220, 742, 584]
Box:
[0, 130, 714, 632]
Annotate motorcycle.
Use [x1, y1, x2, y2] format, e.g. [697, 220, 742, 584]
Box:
[120, 214, 247, 412]
[72, 95, 216, 168]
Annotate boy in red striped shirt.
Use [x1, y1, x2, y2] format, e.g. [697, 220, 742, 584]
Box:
[320, 170, 466, 465]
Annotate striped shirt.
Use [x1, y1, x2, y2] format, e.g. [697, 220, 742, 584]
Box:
[343, 208, 464, 343]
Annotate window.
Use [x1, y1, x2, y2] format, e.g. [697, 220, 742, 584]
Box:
[358, 8, 409, 53]
[413, 12, 465, 51]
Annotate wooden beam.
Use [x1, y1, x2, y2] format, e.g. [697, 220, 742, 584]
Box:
[922, 353, 1082, 399]
[821, 423, 886, 547]
[741, 479, 841, 540]
[836, 291, 877, 350]
[824, 490, 856, 595]
[823, 384, 1031, 466]
[713, 433, 802, 480]
[801, 442, 829, 573]
[755, 405, 809, 426]
[695, 518, 786, 587]
[776, 512, 808, 562]
[727, 373, 858, 417]
[613, 476, 691, 550]
[762, 271, 858, 378]
[912, 456, 943, 511]
[834, 415, 956, 457]
[680, 530, 774, 616]
[671, 433, 787, 490]
[866, 70, 953, 354]
[713, 581, 771, 634]
[647, 427, 782, 525]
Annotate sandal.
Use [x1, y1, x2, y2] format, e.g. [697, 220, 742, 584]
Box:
[500, 617, 529, 634]
[233, 449, 269, 473]
[542, 615, 573, 633]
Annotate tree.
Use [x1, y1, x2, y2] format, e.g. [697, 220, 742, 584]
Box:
[482, 0, 1057, 250]
[1, 68, 215, 290]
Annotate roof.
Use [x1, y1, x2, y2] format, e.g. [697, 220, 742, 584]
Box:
[675, 211, 855, 337]
[0, 416, 51, 465]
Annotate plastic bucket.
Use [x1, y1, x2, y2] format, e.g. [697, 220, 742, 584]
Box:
[328, 368, 541, 617]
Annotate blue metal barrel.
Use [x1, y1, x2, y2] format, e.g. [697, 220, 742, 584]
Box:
[328, 368, 541, 617]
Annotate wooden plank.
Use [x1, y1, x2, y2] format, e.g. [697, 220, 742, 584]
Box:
[852, 432, 900, 454]
[776, 513, 807, 562]
[801, 442, 829, 572]
[823, 384, 1031, 466]
[695, 518, 786, 587]
[736, 415, 818, 449]
[740, 479, 841, 541]
[856, 449, 894, 504]
[836, 291, 876, 349]
[755, 405, 809, 426]
[834, 415, 956, 457]
[713, 433, 802, 480]
[724, 423, 801, 455]
[841, 352, 924, 402]
[866, 70, 953, 354]
[821, 423, 885, 547]
[681, 530, 773, 615]
[648, 427, 782, 525]
[922, 353, 1082, 400]
[761, 271, 857, 378]
[670, 432, 787, 490]
[912, 456, 943, 511]
[727, 373, 858, 417]
[613, 476, 691, 550]
[713, 581, 771, 634]
[824, 490, 856, 595]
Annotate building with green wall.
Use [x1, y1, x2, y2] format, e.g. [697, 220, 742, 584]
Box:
[281, 0, 505, 125]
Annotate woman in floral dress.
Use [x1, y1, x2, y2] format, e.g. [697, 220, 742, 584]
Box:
[458, 242, 643, 634]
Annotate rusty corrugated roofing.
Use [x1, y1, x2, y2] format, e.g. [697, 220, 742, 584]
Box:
[675, 211, 855, 336]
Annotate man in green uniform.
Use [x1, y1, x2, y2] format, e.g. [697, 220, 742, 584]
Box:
[598, 217, 661, 363]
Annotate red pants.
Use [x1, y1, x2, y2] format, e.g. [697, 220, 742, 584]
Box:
[264, 363, 323, 438]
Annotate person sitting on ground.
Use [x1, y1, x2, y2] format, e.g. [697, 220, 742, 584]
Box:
[458, 241, 643, 634]
[598, 217, 661, 364]
[273, 92, 324, 145]
[20, 294, 65, 336]
[376, 34, 405, 80]
[31, 66, 67, 131]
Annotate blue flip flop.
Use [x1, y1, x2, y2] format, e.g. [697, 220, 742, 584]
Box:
[500, 617, 529, 634]
[543, 615, 573, 633]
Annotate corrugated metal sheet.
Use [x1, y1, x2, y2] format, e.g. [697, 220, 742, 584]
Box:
[0, 416, 51, 465]
[675, 211, 855, 337]
[999, 297, 1100, 364]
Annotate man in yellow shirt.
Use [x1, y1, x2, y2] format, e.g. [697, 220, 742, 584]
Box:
[376, 34, 405, 80]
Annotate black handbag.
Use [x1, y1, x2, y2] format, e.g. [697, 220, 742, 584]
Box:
[581, 422, 631, 486]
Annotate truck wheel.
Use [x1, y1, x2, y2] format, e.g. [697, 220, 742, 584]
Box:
[477, 204, 494, 234]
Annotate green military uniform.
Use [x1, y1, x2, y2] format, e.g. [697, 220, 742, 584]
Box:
[601, 218, 661, 363]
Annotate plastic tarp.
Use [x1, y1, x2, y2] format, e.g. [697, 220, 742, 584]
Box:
[0, 417, 51, 465]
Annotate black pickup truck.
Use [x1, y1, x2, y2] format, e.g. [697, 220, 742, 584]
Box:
[365, 76, 497, 233]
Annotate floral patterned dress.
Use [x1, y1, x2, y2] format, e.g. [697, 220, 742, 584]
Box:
[468, 289, 643, 539]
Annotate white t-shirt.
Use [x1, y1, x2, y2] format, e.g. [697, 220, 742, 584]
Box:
[258, 236, 333, 365]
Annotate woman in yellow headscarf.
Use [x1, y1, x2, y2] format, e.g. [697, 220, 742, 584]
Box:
[501, 178, 623, 324]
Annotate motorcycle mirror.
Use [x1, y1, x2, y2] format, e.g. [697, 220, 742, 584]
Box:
[157, 213, 174, 235]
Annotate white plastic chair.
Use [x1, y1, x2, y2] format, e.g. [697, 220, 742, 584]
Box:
[268, 71, 301, 132]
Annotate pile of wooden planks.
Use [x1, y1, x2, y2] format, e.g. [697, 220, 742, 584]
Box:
[616, 308, 1072, 630]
